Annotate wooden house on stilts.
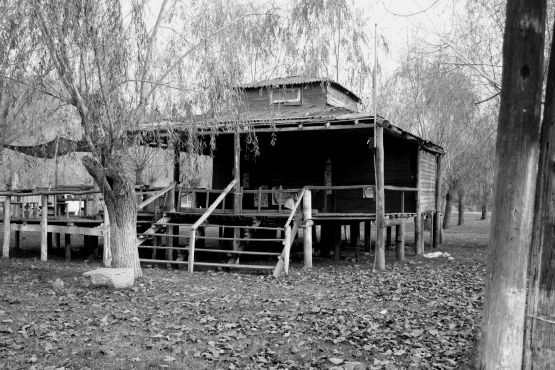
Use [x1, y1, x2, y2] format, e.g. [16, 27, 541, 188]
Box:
[139, 77, 444, 275]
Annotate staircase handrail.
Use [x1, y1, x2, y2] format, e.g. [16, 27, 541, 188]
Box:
[284, 187, 307, 228]
[137, 183, 175, 210]
[191, 179, 237, 231]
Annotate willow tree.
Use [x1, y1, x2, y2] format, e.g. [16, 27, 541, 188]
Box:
[25, 0, 273, 278]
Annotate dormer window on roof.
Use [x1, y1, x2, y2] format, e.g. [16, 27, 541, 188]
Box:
[269, 87, 301, 105]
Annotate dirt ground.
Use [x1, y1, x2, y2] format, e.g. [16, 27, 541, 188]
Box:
[0, 213, 488, 369]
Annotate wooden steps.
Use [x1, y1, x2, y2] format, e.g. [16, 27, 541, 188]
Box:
[138, 213, 286, 273]
[140, 258, 275, 270]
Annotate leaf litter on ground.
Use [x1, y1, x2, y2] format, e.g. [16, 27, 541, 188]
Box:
[0, 218, 488, 369]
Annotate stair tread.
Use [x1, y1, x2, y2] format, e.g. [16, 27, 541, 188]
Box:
[140, 259, 275, 270]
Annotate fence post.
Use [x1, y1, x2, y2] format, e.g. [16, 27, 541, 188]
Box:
[188, 229, 196, 273]
[303, 189, 313, 269]
[41, 195, 48, 261]
[2, 196, 10, 258]
[283, 226, 292, 276]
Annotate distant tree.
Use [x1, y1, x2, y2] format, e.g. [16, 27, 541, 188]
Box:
[380, 46, 480, 228]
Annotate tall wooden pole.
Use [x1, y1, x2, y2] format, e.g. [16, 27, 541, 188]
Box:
[303, 189, 313, 269]
[433, 154, 442, 249]
[372, 23, 385, 271]
[173, 144, 180, 210]
[2, 197, 10, 258]
[524, 19, 555, 369]
[479, 0, 546, 367]
[374, 122, 385, 271]
[233, 132, 241, 252]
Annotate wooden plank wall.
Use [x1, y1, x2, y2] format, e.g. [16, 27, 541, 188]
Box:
[419, 150, 437, 212]
[326, 85, 358, 111]
[243, 85, 327, 113]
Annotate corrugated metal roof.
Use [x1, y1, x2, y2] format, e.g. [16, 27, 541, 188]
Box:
[237, 76, 362, 103]
[238, 76, 329, 88]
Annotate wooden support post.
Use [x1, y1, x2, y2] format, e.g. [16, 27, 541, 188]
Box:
[320, 224, 331, 258]
[166, 222, 173, 269]
[188, 229, 196, 273]
[433, 154, 442, 249]
[283, 225, 292, 275]
[415, 148, 423, 255]
[429, 214, 434, 249]
[233, 132, 241, 251]
[396, 191, 405, 261]
[351, 222, 360, 261]
[2, 197, 10, 258]
[257, 187, 262, 213]
[91, 236, 99, 257]
[14, 230, 19, 251]
[40, 195, 48, 261]
[173, 145, 180, 211]
[374, 122, 386, 271]
[83, 235, 89, 255]
[395, 222, 405, 261]
[334, 223, 342, 261]
[65, 232, 71, 262]
[420, 213, 426, 252]
[303, 189, 313, 269]
[364, 221, 371, 252]
[47, 232, 53, 252]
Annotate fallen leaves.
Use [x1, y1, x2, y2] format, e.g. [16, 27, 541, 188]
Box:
[0, 225, 486, 369]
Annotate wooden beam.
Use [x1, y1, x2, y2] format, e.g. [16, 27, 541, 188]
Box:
[233, 132, 241, 252]
[374, 123, 386, 270]
[414, 148, 423, 255]
[283, 225, 292, 275]
[303, 189, 313, 269]
[40, 195, 48, 261]
[65, 232, 71, 262]
[173, 145, 180, 210]
[364, 221, 371, 252]
[188, 229, 196, 273]
[395, 223, 405, 261]
[2, 197, 10, 258]
[11, 223, 106, 236]
[433, 154, 442, 248]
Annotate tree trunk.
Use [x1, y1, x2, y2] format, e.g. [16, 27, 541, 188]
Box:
[457, 192, 464, 226]
[478, 1, 546, 368]
[480, 204, 487, 220]
[442, 191, 452, 229]
[83, 155, 142, 278]
[524, 20, 555, 369]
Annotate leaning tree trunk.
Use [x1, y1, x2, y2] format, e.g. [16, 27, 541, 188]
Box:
[524, 19, 555, 369]
[478, 0, 546, 368]
[457, 190, 464, 226]
[83, 155, 142, 278]
[442, 191, 452, 229]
